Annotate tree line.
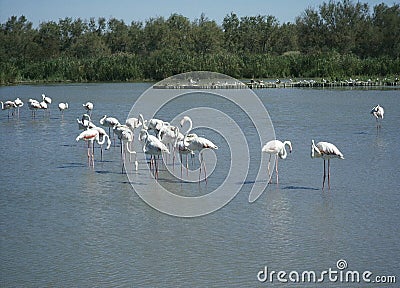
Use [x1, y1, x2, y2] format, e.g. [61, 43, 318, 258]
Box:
[0, 0, 399, 84]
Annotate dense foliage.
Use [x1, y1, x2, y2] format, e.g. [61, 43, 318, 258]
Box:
[1, 0, 399, 84]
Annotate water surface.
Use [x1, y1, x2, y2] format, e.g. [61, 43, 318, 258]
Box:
[0, 83, 399, 287]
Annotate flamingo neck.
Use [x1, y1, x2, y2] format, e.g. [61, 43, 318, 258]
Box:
[173, 127, 180, 147]
[126, 141, 136, 154]
[311, 140, 321, 158]
[139, 114, 148, 130]
[280, 147, 287, 159]
[183, 117, 193, 145]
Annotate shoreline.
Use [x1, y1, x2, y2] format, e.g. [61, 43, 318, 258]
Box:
[1, 78, 399, 89]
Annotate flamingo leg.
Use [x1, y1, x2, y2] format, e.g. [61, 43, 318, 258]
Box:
[199, 152, 202, 182]
[172, 146, 175, 170]
[203, 155, 208, 184]
[92, 142, 95, 168]
[276, 155, 279, 185]
[87, 142, 91, 166]
[129, 141, 132, 162]
[155, 156, 159, 180]
[186, 154, 189, 176]
[134, 154, 138, 171]
[180, 153, 183, 178]
[328, 159, 331, 189]
[267, 154, 272, 183]
[121, 140, 125, 174]
[149, 155, 153, 172]
[322, 160, 326, 189]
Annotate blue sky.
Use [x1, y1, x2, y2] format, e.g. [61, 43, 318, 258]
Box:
[0, 0, 396, 26]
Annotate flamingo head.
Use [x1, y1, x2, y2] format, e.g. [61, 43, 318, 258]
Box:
[180, 116, 191, 127]
[285, 141, 293, 153]
[310, 140, 321, 159]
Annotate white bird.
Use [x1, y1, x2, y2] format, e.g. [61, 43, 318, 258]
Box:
[1, 100, 16, 118]
[100, 115, 120, 130]
[77, 114, 95, 130]
[174, 127, 195, 177]
[42, 94, 52, 114]
[141, 114, 169, 135]
[125, 117, 142, 147]
[120, 129, 138, 172]
[158, 124, 183, 165]
[100, 115, 120, 144]
[262, 140, 292, 184]
[42, 93, 52, 104]
[139, 129, 169, 179]
[370, 104, 384, 129]
[14, 98, 23, 107]
[113, 124, 131, 139]
[27, 99, 41, 118]
[126, 117, 142, 132]
[113, 123, 134, 170]
[83, 102, 94, 116]
[311, 140, 344, 189]
[58, 102, 68, 119]
[180, 116, 218, 182]
[91, 125, 111, 161]
[13, 97, 23, 118]
[76, 128, 110, 168]
[39, 99, 48, 115]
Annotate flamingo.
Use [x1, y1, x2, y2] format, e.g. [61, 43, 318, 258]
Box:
[120, 129, 138, 172]
[28, 99, 41, 118]
[42, 93, 52, 104]
[174, 128, 195, 177]
[91, 126, 111, 161]
[42, 94, 52, 114]
[100, 115, 120, 145]
[180, 116, 218, 183]
[126, 117, 142, 131]
[262, 140, 292, 184]
[311, 140, 344, 189]
[58, 102, 68, 119]
[39, 99, 48, 116]
[139, 129, 169, 179]
[158, 124, 183, 165]
[77, 114, 95, 130]
[1, 100, 16, 118]
[76, 128, 110, 168]
[113, 124, 134, 170]
[14, 98, 23, 118]
[100, 115, 120, 132]
[138, 114, 148, 129]
[125, 117, 142, 146]
[83, 102, 94, 116]
[140, 114, 169, 135]
[370, 104, 384, 129]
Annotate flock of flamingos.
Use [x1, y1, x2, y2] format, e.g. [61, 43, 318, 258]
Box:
[1, 94, 385, 189]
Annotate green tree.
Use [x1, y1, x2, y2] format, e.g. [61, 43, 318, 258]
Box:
[106, 18, 130, 53]
[372, 3, 400, 58]
[36, 21, 61, 59]
[192, 14, 223, 55]
[222, 13, 240, 52]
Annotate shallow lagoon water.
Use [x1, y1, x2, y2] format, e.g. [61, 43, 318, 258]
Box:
[0, 83, 399, 286]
